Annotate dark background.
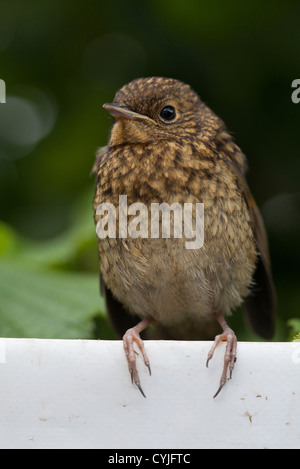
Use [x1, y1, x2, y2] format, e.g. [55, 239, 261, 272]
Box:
[0, 0, 299, 340]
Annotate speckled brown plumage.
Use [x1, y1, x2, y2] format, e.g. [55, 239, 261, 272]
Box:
[93, 77, 276, 397]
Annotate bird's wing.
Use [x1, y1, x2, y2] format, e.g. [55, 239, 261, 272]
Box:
[237, 171, 276, 338]
[217, 135, 276, 338]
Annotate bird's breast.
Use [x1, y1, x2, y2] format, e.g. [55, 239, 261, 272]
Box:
[94, 141, 257, 323]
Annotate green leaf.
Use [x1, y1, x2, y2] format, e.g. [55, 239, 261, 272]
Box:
[0, 259, 106, 339]
[0, 221, 20, 257]
[292, 332, 300, 342]
[7, 189, 98, 271]
[0, 191, 116, 340]
[288, 318, 300, 341]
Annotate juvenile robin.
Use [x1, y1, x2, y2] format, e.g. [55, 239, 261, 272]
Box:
[93, 77, 276, 398]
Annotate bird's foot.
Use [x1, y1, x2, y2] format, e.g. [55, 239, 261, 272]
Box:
[206, 315, 237, 398]
[123, 319, 152, 398]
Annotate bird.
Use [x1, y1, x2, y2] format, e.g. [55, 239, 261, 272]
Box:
[93, 77, 276, 398]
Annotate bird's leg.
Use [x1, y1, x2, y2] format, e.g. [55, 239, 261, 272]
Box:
[206, 313, 237, 398]
[123, 317, 152, 398]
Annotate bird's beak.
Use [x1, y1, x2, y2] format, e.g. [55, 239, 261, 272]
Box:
[103, 103, 150, 122]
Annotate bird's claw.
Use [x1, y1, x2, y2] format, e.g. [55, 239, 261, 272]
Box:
[123, 325, 151, 398]
[206, 326, 237, 398]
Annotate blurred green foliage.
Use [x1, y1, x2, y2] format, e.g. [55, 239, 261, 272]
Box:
[0, 0, 299, 341]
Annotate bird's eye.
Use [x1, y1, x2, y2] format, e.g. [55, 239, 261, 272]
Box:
[159, 105, 176, 122]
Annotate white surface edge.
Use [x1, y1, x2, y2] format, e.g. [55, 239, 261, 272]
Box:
[0, 338, 299, 449]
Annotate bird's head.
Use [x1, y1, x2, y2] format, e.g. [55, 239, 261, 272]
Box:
[103, 77, 223, 146]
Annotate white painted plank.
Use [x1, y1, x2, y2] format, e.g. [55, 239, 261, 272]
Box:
[0, 339, 299, 449]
